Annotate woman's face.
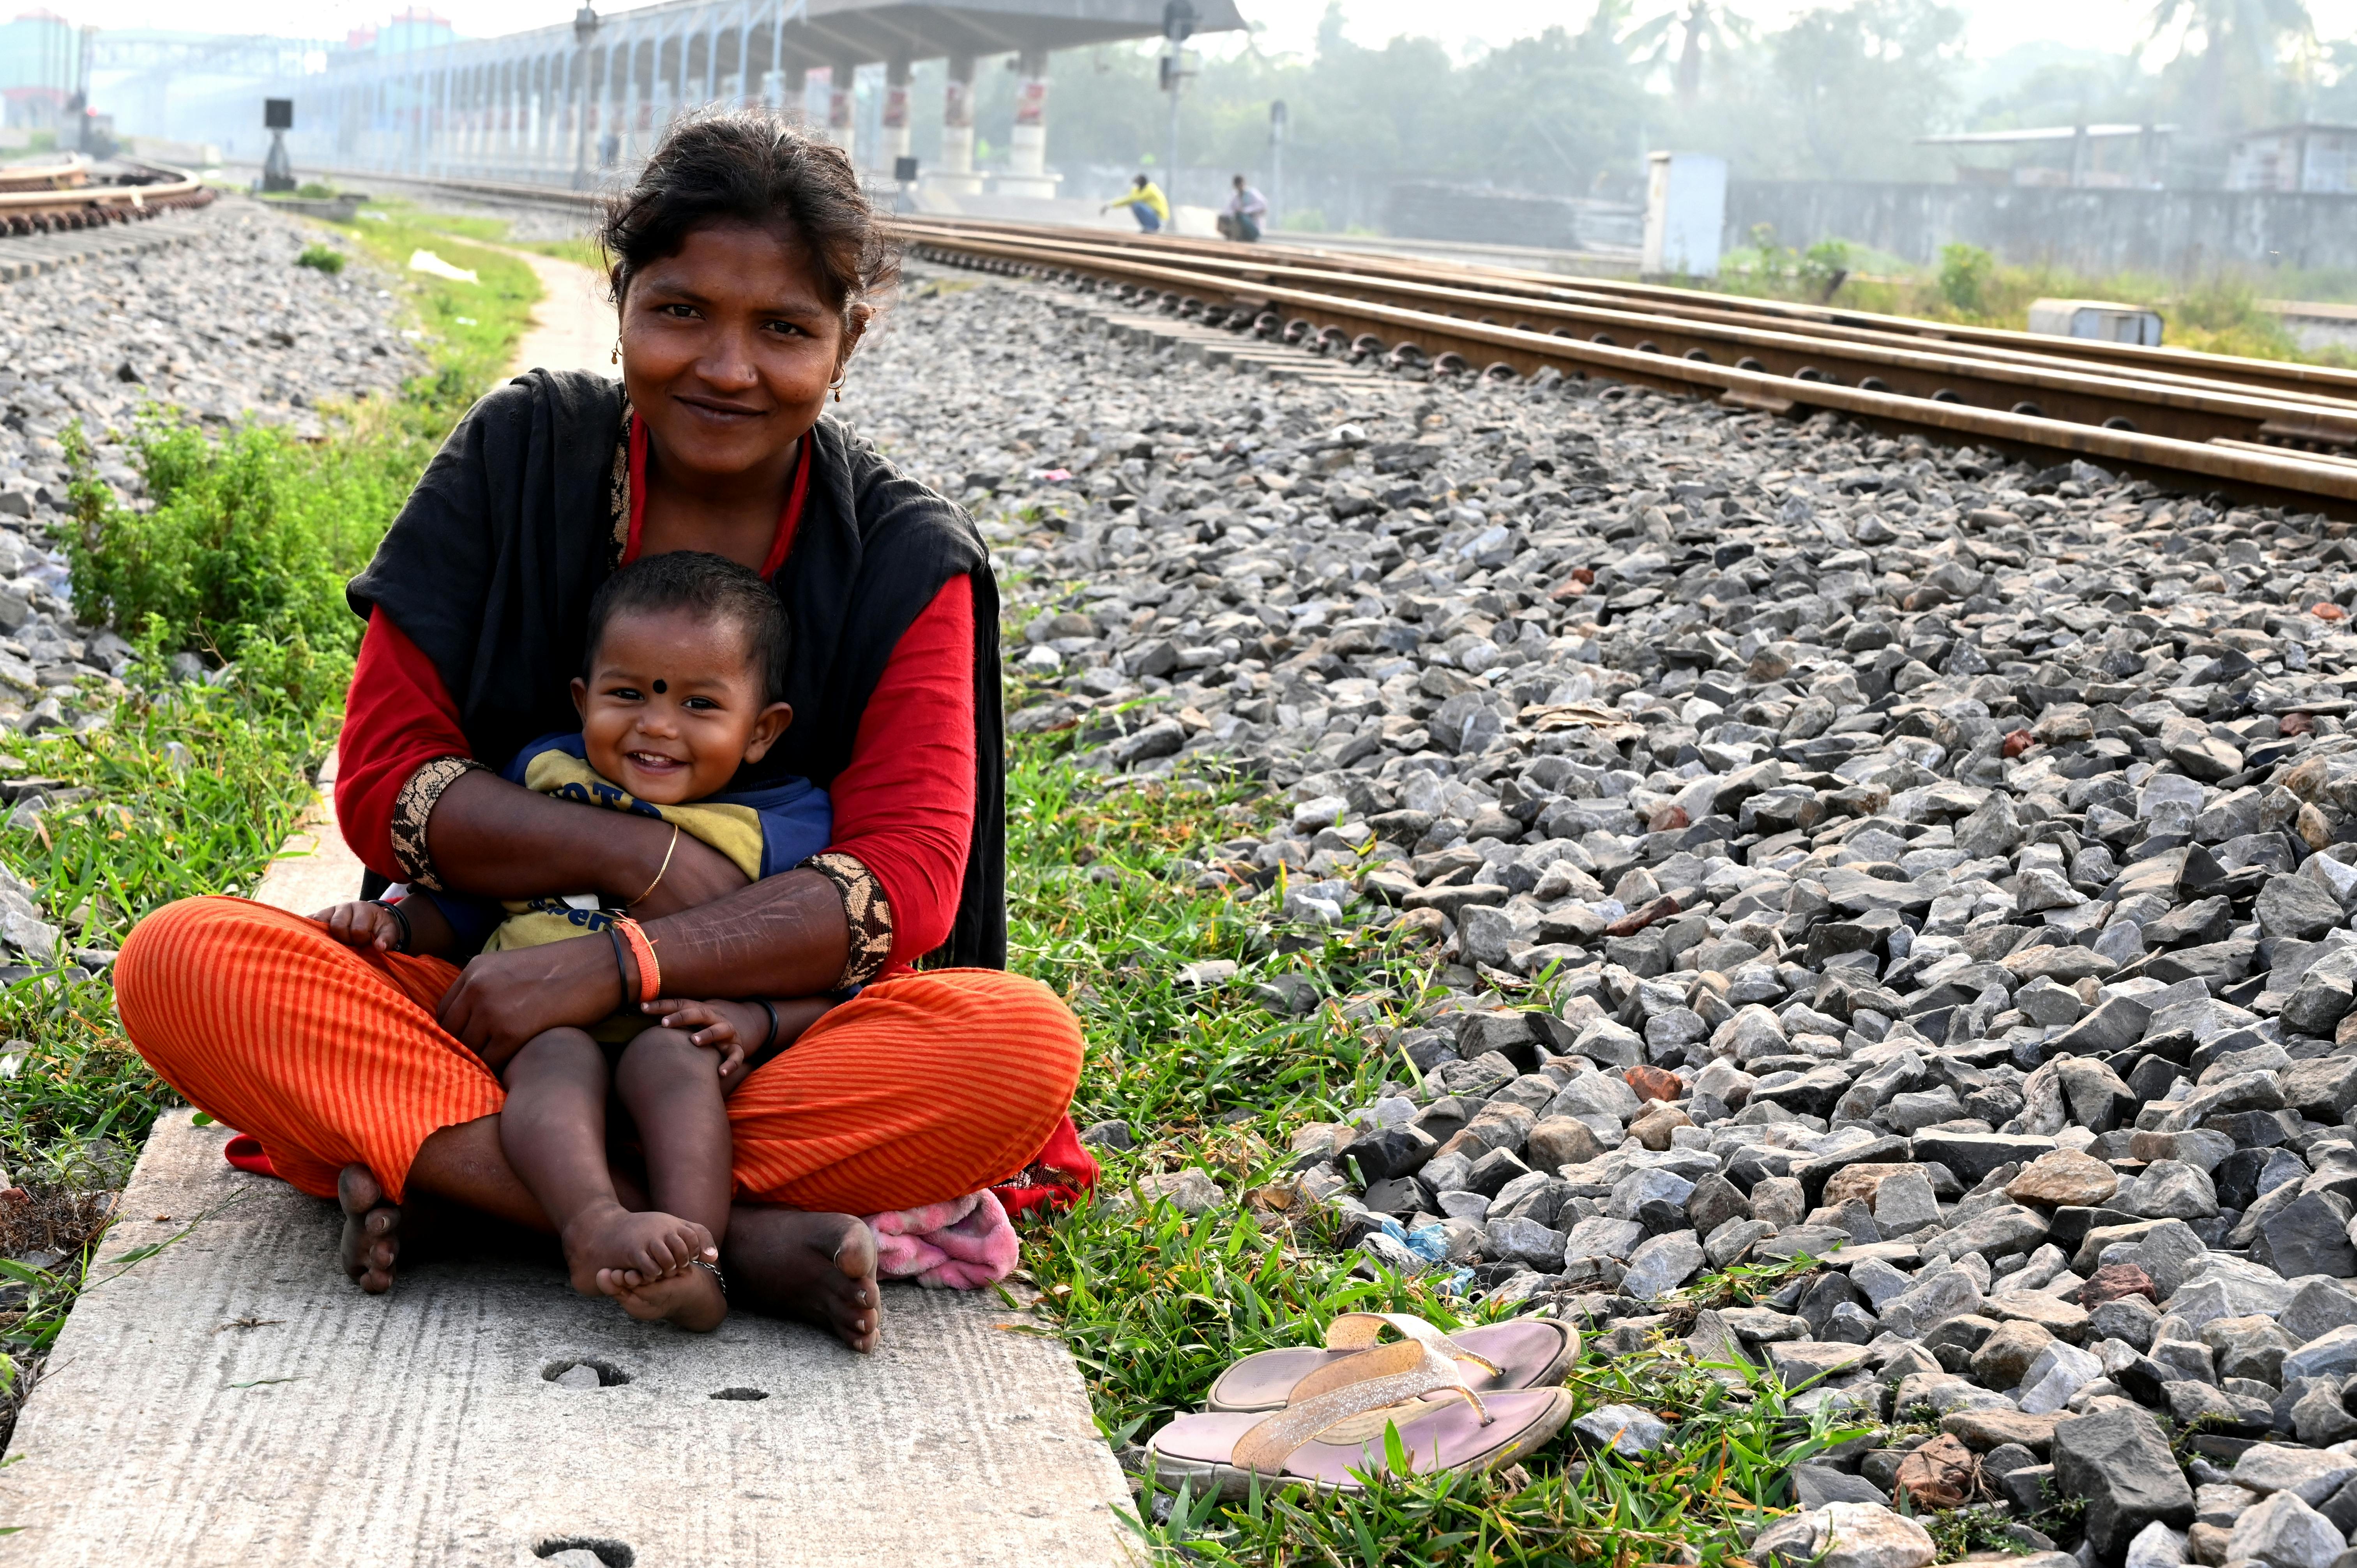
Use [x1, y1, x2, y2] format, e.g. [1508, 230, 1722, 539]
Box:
[618, 221, 861, 481]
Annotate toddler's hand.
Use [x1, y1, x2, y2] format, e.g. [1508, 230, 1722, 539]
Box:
[309, 901, 404, 953]
[644, 998, 747, 1076]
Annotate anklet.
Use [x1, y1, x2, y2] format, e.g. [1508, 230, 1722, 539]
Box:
[691, 1257, 728, 1297]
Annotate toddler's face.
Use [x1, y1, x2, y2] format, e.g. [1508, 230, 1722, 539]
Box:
[572, 607, 791, 804]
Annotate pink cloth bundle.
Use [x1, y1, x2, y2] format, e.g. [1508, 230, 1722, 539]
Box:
[863, 1189, 1018, 1290]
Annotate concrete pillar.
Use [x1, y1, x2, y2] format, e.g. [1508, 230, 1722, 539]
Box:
[932, 53, 980, 193]
[782, 63, 807, 124]
[881, 57, 911, 171]
[826, 63, 854, 154]
[998, 48, 1056, 198]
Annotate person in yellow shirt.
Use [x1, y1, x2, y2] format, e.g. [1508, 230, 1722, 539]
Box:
[1102, 174, 1170, 233]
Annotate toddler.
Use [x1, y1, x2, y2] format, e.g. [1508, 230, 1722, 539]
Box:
[316, 551, 837, 1330]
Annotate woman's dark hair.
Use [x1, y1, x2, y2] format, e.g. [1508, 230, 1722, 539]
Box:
[584, 550, 793, 705]
[598, 110, 899, 339]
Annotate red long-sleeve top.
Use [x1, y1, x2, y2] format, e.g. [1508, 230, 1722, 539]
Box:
[335, 439, 978, 975]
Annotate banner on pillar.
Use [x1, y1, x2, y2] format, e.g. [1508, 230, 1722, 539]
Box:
[943, 77, 971, 128]
[1014, 77, 1046, 128]
[883, 83, 908, 129]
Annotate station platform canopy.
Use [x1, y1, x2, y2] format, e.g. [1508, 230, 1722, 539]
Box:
[134, 0, 1248, 194]
[752, 0, 1247, 68]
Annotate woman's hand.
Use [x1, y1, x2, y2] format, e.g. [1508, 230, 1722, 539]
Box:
[435, 936, 620, 1070]
[617, 829, 747, 918]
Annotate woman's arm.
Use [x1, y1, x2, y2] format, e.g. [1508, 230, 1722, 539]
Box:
[425, 768, 749, 913]
[431, 575, 980, 1062]
[434, 871, 851, 1065]
[339, 614, 745, 911]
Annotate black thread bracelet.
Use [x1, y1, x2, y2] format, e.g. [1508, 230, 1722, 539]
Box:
[757, 998, 780, 1054]
[606, 925, 638, 1007]
[371, 899, 413, 955]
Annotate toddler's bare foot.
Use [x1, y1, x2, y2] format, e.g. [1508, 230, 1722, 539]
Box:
[603, 1262, 728, 1332]
[558, 1201, 713, 1297]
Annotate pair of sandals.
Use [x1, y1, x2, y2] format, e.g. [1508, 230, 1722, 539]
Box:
[1144, 1312, 1583, 1498]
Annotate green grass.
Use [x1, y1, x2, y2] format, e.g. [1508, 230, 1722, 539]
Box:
[0, 195, 543, 1446]
[1000, 735, 1880, 1565]
[1709, 229, 2331, 364]
[514, 236, 609, 275]
[331, 198, 542, 396]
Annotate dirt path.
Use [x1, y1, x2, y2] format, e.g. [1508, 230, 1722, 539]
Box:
[506, 246, 616, 380]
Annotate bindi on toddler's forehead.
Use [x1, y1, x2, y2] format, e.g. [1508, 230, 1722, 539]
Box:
[653, 679, 668, 694]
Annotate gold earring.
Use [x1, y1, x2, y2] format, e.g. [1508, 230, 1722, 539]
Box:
[610, 339, 621, 365]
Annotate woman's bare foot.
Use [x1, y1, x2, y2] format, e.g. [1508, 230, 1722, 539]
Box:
[722, 1207, 881, 1353]
[604, 1262, 728, 1332]
[557, 1200, 714, 1297]
[338, 1164, 401, 1293]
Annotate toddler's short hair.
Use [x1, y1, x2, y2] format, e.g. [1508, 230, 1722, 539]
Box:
[583, 551, 792, 703]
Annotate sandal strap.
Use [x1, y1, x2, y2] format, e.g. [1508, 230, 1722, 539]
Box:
[1303, 1313, 1501, 1401]
[1231, 1340, 1493, 1478]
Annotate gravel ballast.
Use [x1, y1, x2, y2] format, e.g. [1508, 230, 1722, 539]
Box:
[0, 197, 421, 973]
[853, 269, 2357, 1564]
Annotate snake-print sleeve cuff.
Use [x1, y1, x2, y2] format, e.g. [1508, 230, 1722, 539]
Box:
[802, 851, 894, 987]
[390, 756, 487, 892]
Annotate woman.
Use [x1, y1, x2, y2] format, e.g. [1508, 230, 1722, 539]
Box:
[112, 113, 1090, 1354]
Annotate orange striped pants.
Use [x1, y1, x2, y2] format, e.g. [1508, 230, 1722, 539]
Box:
[114, 896, 1085, 1213]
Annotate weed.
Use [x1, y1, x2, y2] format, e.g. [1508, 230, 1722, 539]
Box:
[59, 418, 401, 707]
[1938, 242, 1997, 315]
[1912, 1503, 2028, 1560]
[295, 243, 345, 274]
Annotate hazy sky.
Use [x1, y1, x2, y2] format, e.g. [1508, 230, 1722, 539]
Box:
[56, 0, 2357, 60]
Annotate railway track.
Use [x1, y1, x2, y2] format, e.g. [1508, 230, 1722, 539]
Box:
[136, 162, 2357, 514]
[0, 159, 216, 237]
[898, 214, 2357, 516]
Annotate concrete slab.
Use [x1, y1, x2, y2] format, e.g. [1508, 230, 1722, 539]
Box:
[0, 1112, 1134, 1565]
[0, 752, 1134, 1564]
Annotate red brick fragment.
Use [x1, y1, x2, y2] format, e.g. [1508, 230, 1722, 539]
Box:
[1605, 895, 1680, 938]
[2315, 603, 2347, 621]
[2079, 1262, 2159, 1308]
[2002, 729, 2034, 758]
[1648, 805, 1689, 832]
[1623, 1064, 1682, 1105]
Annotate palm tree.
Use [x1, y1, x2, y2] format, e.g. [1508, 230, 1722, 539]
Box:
[2147, 0, 2313, 135]
[1624, 0, 1750, 105]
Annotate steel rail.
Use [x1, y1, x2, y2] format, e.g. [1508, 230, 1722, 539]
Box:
[0, 161, 215, 233]
[893, 220, 2357, 454]
[0, 155, 92, 194]
[905, 225, 2357, 514]
[899, 214, 2357, 409]
[900, 217, 2357, 429]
